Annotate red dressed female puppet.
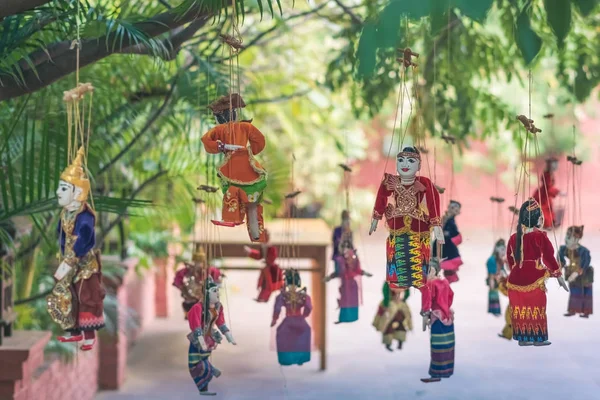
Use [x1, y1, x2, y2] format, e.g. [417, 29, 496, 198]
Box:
[531, 158, 561, 229]
[506, 198, 568, 346]
[369, 147, 444, 315]
[244, 230, 283, 302]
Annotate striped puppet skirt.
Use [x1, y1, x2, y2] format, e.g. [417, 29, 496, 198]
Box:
[508, 287, 548, 343]
[386, 232, 430, 290]
[429, 320, 455, 378]
[488, 289, 501, 315]
[188, 342, 215, 392]
[568, 284, 593, 315]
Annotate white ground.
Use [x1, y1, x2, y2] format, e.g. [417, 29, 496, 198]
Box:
[96, 228, 600, 400]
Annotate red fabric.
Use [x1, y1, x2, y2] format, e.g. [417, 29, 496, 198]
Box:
[256, 265, 284, 302]
[451, 234, 462, 246]
[508, 288, 548, 339]
[172, 268, 187, 289]
[531, 171, 560, 228]
[372, 174, 442, 231]
[507, 229, 561, 288]
[188, 302, 225, 331]
[428, 278, 454, 323]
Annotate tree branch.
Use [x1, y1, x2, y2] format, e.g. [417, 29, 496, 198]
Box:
[0, 0, 53, 20]
[0, 5, 212, 102]
[118, 18, 208, 60]
[97, 79, 177, 176]
[96, 170, 167, 247]
[332, 0, 363, 25]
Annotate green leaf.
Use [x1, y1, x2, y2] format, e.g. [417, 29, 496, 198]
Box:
[573, 0, 598, 16]
[544, 0, 571, 47]
[515, 10, 542, 65]
[455, 0, 494, 21]
[356, 22, 377, 78]
[376, 1, 404, 48]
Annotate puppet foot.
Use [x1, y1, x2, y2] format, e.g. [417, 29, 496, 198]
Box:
[211, 220, 240, 227]
[533, 341, 551, 346]
[58, 333, 83, 343]
[199, 386, 216, 396]
[80, 339, 95, 351]
[212, 367, 222, 378]
[497, 334, 510, 340]
[518, 341, 533, 346]
[580, 314, 590, 318]
[385, 344, 393, 352]
[564, 312, 575, 317]
[397, 341, 403, 350]
[420, 377, 441, 383]
[334, 321, 342, 325]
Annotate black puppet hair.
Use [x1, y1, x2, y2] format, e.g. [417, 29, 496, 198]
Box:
[492, 238, 506, 259]
[284, 269, 301, 287]
[449, 200, 462, 207]
[397, 146, 420, 158]
[514, 199, 542, 264]
[341, 210, 350, 220]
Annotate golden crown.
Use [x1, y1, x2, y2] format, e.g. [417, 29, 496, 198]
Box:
[526, 198, 540, 211]
[192, 246, 207, 263]
[60, 147, 90, 202]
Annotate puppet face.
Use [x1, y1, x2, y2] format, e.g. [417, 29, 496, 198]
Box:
[56, 180, 82, 208]
[343, 248, 357, 266]
[208, 285, 220, 304]
[565, 233, 580, 249]
[448, 202, 461, 216]
[548, 160, 558, 172]
[396, 156, 420, 179]
[538, 215, 544, 228]
[427, 262, 439, 280]
[495, 244, 506, 256]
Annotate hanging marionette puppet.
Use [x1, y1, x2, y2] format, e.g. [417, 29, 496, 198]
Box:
[201, 93, 268, 243]
[506, 198, 568, 346]
[244, 229, 284, 302]
[46, 147, 105, 351]
[433, 200, 463, 284]
[531, 157, 562, 229]
[369, 146, 444, 316]
[559, 226, 593, 318]
[486, 239, 507, 317]
[497, 275, 512, 340]
[332, 210, 353, 262]
[187, 276, 236, 396]
[372, 282, 413, 351]
[324, 241, 372, 323]
[421, 258, 454, 383]
[271, 269, 313, 366]
[173, 245, 224, 319]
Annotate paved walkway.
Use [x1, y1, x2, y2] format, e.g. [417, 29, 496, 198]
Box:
[96, 229, 600, 400]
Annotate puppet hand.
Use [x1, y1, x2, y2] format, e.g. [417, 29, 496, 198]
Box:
[243, 245, 252, 254]
[422, 314, 430, 332]
[270, 320, 277, 327]
[225, 332, 236, 345]
[433, 226, 445, 244]
[323, 276, 331, 283]
[368, 219, 378, 235]
[363, 271, 373, 277]
[557, 276, 569, 292]
[568, 272, 579, 283]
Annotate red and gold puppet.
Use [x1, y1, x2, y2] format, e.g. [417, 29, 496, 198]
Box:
[173, 246, 224, 319]
[506, 198, 568, 346]
[244, 230, 283, 302]
[201, 93, 268, 242]
[369, 147, 444, 314]
[531, 157, 561, 229]
[47, 148, 105, 351]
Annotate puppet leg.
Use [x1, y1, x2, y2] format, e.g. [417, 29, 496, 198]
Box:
[215, 186, 246, 226]
[246, 203, 267, 242]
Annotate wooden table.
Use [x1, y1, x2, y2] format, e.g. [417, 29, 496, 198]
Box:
[194, 218, 330, 370]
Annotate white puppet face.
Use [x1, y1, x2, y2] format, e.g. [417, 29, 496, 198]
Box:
[208, 285, 220, 304]
[448, 202, 461, 216]
[56, 180, 81, 207]
[396, 156, 420, 179]
[565, 233, 580, 249]
[495, 244, 506, 255]
[538, 215, 544, 228]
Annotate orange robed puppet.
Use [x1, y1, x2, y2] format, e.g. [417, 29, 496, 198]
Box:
[201, 93, 268, 242]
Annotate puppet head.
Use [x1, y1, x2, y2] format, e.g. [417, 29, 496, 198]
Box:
[493, 238, 506, 257]
[284, 268, 301, 289]
[208, 93, 245, 124]
[518, 198, 543, 229]
[205, 276, 220, 305]
[447, 200, 462, 217]
[191, 246, 207, 271]
[565, 225, 584, 249]
[342, 247, 358, 268]
[341, 210, 350, 229]
[396, 147, 421, 180]
[427, 258, 442, 280]
[57, 147, 90, 207]
[545, 157, 558, 172]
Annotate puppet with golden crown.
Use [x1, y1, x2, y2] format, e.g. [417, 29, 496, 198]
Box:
[369, 147, 444, 315]
[173, 246, 224, 319]
[201, 93, 268, 243]
[559, 225, 593, 318]
[46, 147, 105, 351]
[506, 199, 568, 347]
